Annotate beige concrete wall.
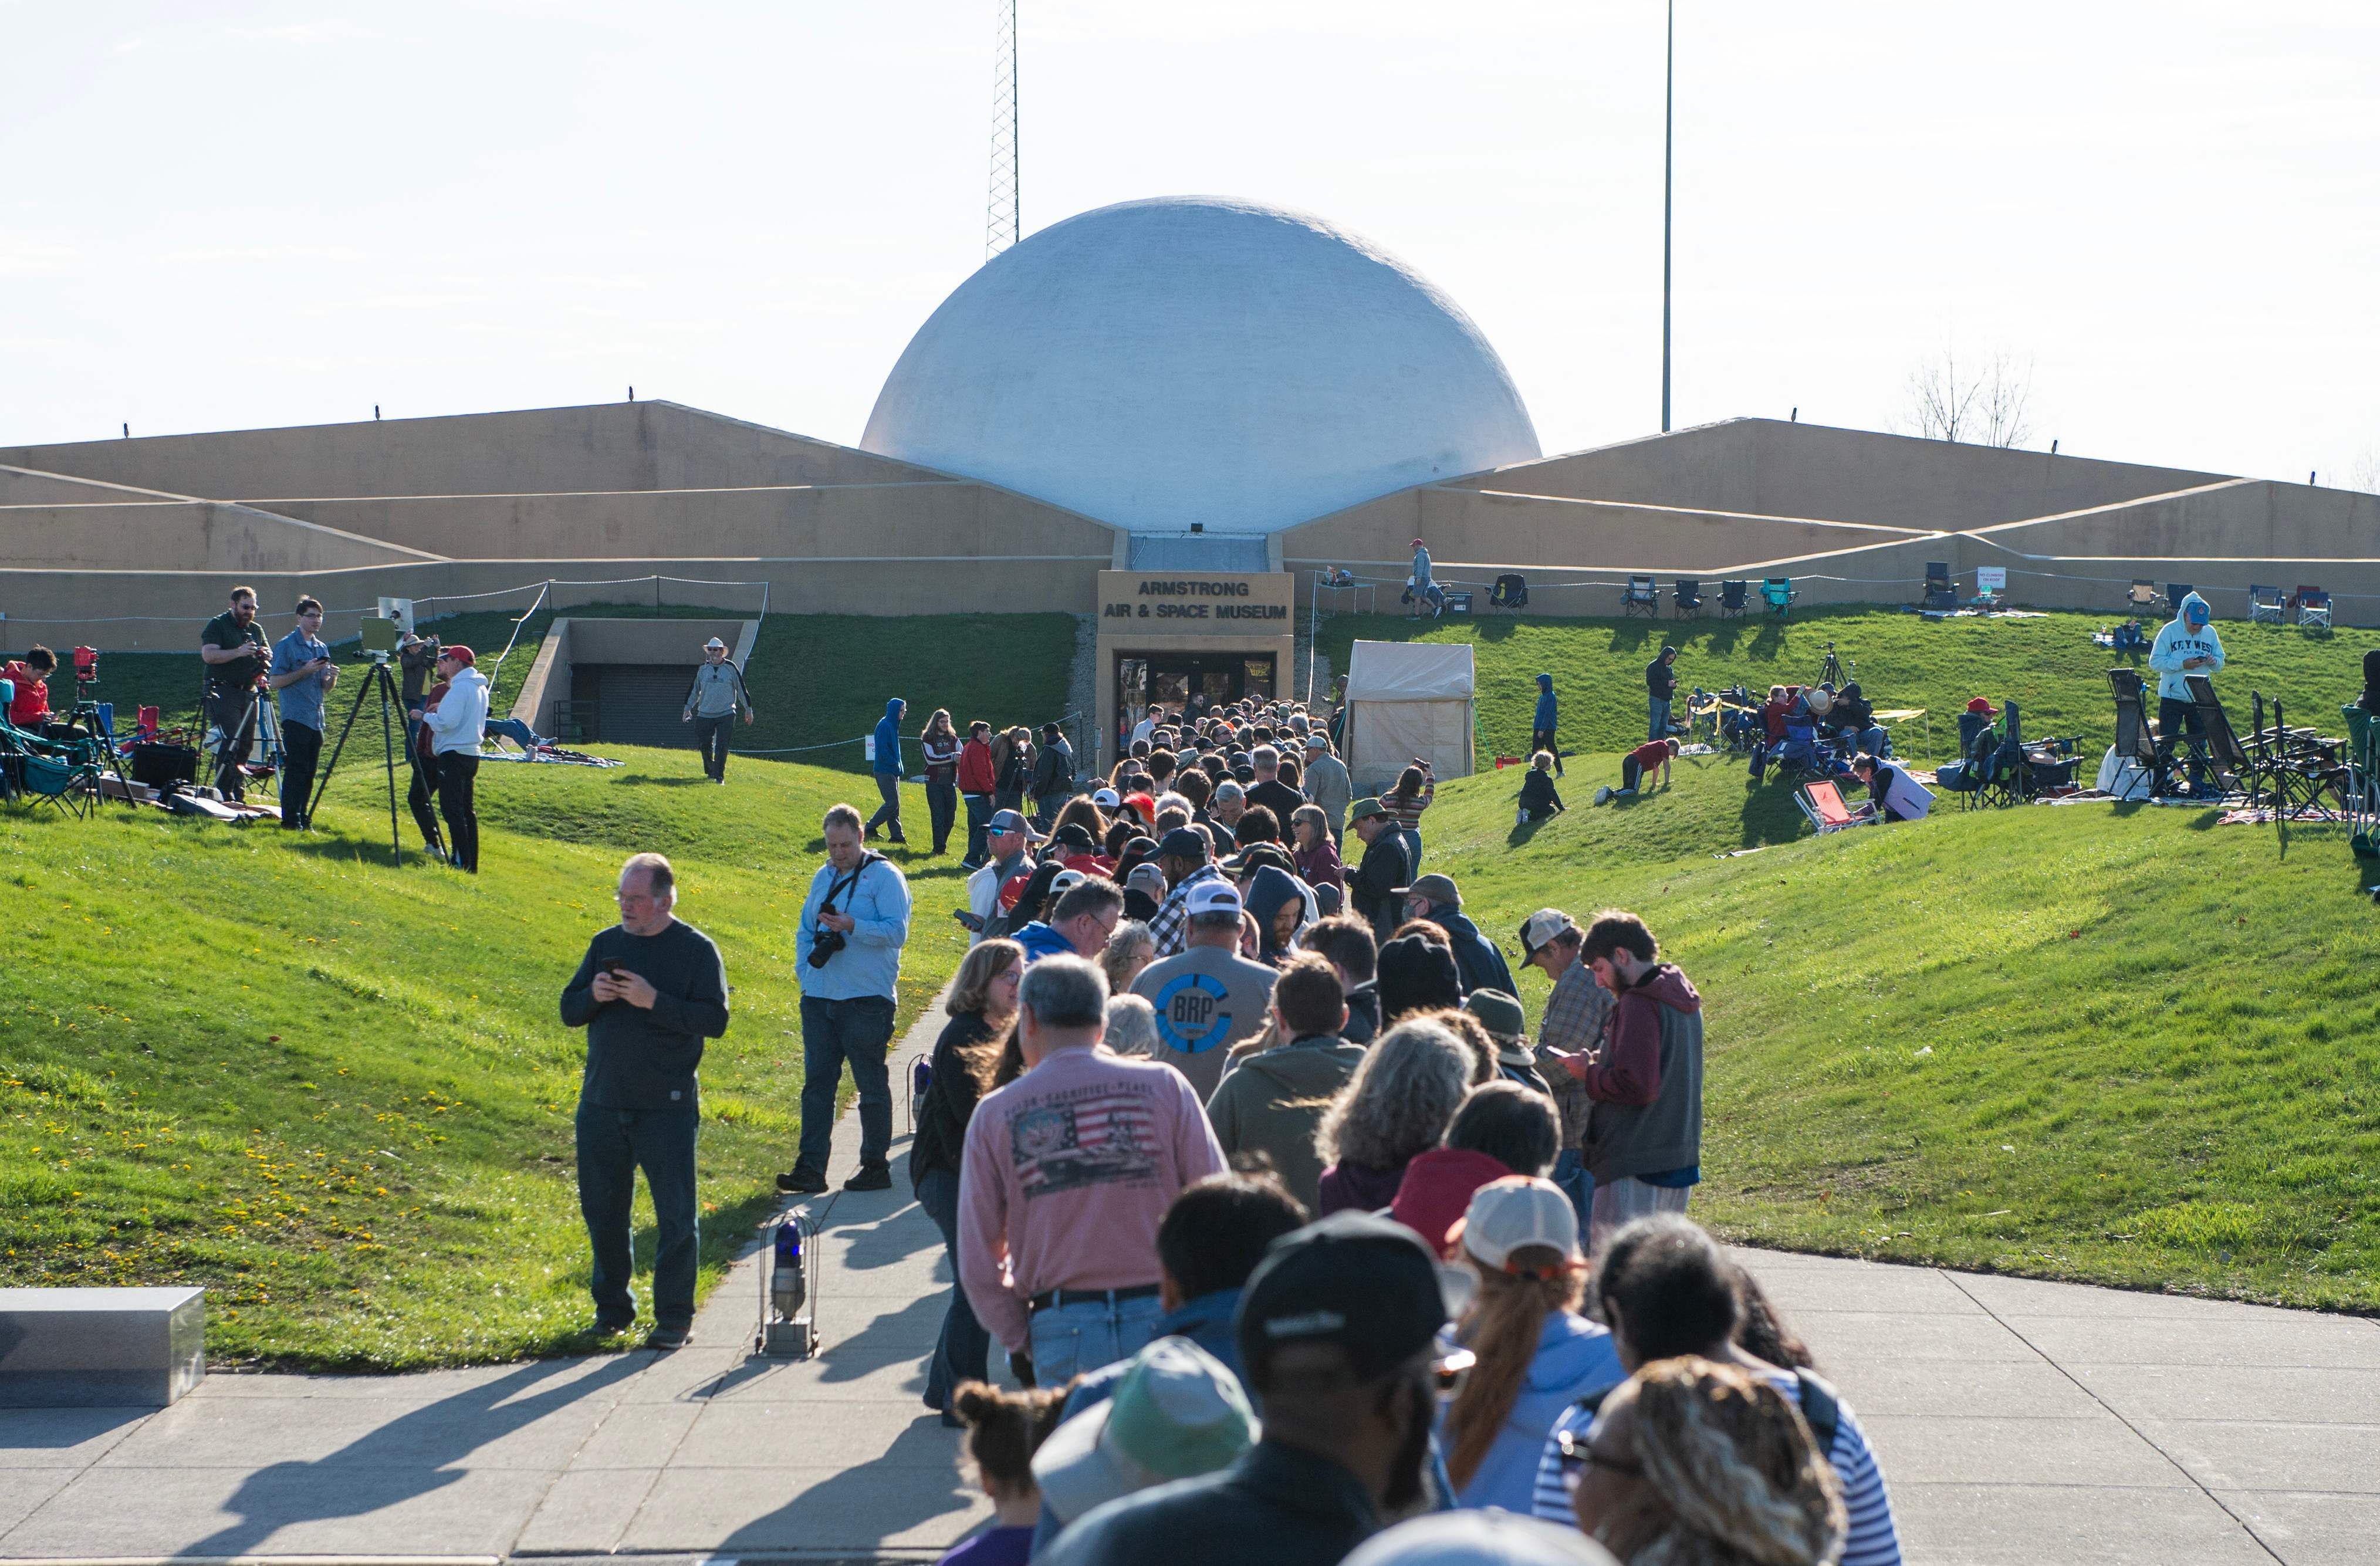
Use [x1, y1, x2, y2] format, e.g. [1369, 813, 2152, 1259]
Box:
[256, 479, 1115, 563]
[512, 617, 755, 732]
[1281, 485, 1922, 596]
[0, 499, 435, 573]
[1445, 418, 2230, 533]
[1977, 479, 2380, 562]
[0, 401, 951, 504]
[0, 552, 1114, 652]
[0, 464, 204, 506]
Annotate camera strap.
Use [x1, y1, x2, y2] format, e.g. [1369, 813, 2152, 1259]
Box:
[819, 850, 884, 914]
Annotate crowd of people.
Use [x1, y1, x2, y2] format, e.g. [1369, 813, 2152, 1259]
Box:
[552, 687, 1905, 1564]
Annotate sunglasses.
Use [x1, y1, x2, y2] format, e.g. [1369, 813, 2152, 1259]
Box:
[1556, 1426, 1645, 1481]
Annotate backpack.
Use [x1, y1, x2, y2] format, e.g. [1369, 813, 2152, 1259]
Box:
[1572, 1368, 1840, 1456]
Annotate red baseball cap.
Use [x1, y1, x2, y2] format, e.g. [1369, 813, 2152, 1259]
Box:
[1965, 697, 1995, 715]
[441, 644, 476, 666]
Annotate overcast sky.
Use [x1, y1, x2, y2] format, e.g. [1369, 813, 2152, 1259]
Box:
[4, 2, 2375, 488]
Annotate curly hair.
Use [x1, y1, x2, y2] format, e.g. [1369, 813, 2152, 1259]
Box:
[1313, 1017, 1472, 1172]
[1626, 1357, 1846, 1566]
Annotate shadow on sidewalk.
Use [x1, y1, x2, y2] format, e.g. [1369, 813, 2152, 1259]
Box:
[719, 1415, 978, 1552]
[180, 1355, 643, 1558]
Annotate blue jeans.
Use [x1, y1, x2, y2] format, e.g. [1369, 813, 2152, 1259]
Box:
[1399, 826, 1423, 877]
[797, 994, 896, 1173]
[915, 1165, 990, 1411]
[961, 793, 993, 867]
[1649, 696, 1672, 739]
[1027, 1292, 1165, 1385]
[576, 1098, 700, 1330]
[1551, 1148, 1595, 1241]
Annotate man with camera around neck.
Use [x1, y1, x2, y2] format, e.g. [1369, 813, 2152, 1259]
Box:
[559, 853, 730, 1350]
[198, 584, 271, 800]
[783, 802, 912, 1196]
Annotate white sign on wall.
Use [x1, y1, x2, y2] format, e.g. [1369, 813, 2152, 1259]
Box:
[1975, 567, 2007, 594]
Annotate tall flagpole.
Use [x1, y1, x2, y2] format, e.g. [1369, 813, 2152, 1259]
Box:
[1661, 0, 1674, 433]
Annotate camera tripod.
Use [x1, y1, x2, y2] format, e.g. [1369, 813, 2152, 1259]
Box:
[307, 654, 409, 862]
[58, 671, 138, 811]
[1818, 641, 1854, 689]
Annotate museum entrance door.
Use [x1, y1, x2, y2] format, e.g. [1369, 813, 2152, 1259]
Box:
[1115, 651, 1276, 748]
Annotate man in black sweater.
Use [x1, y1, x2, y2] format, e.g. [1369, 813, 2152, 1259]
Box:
[560, 852, 731, 1349]
[1343, 798, 1412, 946]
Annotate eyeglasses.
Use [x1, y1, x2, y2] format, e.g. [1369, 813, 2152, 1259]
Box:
[1556, 1427, 1645, 1481]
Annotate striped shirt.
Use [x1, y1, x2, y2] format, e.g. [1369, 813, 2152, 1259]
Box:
[1530, 1368, 1902, 1566]
[1384, 780, 1435, 830]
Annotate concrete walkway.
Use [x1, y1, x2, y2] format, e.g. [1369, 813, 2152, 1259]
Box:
[4, 995, 2376, 1564]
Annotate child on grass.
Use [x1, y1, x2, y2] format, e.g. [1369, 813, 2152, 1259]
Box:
[1517, 750, 1564, 824]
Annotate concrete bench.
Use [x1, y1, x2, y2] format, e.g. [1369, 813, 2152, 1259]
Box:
[0, 1287, 205, 1407]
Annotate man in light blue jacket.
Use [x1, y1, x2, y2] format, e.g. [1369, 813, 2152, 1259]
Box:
[865, 696, 907, 844]
[783, 801, 912, 1195]
[2148, 591, 2226, 797]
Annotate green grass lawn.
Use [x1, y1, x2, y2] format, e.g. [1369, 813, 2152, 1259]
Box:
[1320, 606, 2380, 765]
[0, 742, 979, 1369]
[1425, 753, 2380, 1311]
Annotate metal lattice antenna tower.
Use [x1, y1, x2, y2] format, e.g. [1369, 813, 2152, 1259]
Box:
[986, 0, 1019, 256]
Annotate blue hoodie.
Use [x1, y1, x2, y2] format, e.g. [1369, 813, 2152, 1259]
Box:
[1534, 674, 1557, 732]
[1413, 542, 1434, 590]
[872, 699, 904, 776]
[2148, 593, 2226, 702]
[1445, 1310, 1625, 1512]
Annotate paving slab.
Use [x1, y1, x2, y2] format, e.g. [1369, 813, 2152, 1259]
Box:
[1888, 1480, 2281, 1566]
[4, 985, 2372, 1564]
[2213, 1489, 2380, 1566]
[2134, 1418, 2380, 1494]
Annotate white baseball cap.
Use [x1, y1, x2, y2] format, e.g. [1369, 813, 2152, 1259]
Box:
[1031, 1336, 1256, 1524]
[1461, 1177, 1581, 1274]
[1049, 868, 1088, 901]
[1184, 880, 1243, 919]
[1093, 787, 1121, 807]
[1342, 1512, 1618, 1566]
[1518, 907, 1576, 959]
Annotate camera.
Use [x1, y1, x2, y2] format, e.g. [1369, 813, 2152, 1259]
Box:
[806, 928, 847, 968]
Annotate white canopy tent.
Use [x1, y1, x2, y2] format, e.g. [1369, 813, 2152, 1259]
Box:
[1341, 640, 1475, 794]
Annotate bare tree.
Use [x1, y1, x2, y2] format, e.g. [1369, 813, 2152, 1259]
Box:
[2345, 447, 2380, 495]
[1904, 345, 2034, 448]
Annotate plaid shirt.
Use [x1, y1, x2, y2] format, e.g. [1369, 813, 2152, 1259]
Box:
[1534, 952, 1611, 1149]
[1147, 863, 1226, 958]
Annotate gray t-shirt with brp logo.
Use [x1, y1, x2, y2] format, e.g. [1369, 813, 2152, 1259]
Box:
[1130, 943, 1280, 1104]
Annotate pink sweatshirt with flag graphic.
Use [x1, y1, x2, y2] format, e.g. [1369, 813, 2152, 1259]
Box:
[957, 1044, 1226, 1354]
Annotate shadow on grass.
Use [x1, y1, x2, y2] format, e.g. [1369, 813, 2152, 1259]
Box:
[1737, 780, 1813, 850]
[614, 773, 711, 788]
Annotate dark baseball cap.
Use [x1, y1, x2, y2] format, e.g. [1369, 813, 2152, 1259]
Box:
[1053, 822, 1097, 850]
[988, 809, 1046, 840]
[1156, 827, 1210, 861]
[1235, 1210, 1457, 1388]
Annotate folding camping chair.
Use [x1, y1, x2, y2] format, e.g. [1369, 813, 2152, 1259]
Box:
[1762, 578, 1797, 619]
[1796, 779, 1870, 835]
[2249, 584, 2287, 626]
[1921, 562, 1958, 613]
[1672, 579, 1703, 618]
[2256, 694, 2349, 815]
[2185, 675, 2253, 800]
[1936, 719, 1999, 809]
[0, 726, 99, 818]
[2107, 668, 2160, 783]
[2293, 586, 2332, 630]
[1488, 573, 1529, 612]
[2129, 580, 2165, 616]
[1621, 575, 1659, 618]
[1718, 580, 1750, 619]
[2166, 583, 2196, 613]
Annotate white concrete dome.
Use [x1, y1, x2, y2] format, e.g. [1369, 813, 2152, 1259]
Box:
[860, 195, 1540, 535]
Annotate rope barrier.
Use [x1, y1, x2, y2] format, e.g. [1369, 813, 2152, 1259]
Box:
[1326, 565, 2380, 604]
[0, 573, 773, 630]
[729, 710, 1086, 758]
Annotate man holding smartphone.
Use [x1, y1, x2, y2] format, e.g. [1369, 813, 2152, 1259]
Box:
[560, 853, 731, 1349]
[267, 596, 338, 829]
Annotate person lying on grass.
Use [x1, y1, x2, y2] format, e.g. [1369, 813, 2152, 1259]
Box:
[1597, 738, 1679, 803]
[1517, 750, 1564, 824]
